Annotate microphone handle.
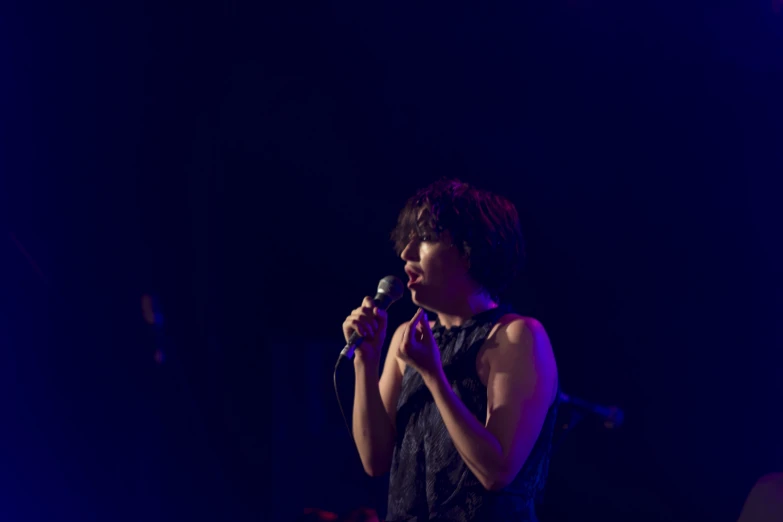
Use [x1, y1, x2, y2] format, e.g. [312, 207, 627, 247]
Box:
[338, 291, 395, 360]
[339, 331, 363, 359]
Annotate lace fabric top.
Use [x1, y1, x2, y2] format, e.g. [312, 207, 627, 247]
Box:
[386, 306, 559, 522]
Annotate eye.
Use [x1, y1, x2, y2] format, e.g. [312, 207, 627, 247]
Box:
[410, 229, 432, 243]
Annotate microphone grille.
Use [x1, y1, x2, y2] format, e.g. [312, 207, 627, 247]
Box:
[378, 275, 404, 302]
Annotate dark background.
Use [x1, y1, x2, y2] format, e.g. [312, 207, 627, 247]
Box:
[1, 1, 781, 521]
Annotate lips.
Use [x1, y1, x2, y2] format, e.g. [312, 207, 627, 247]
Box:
[405, 267, 423, 287]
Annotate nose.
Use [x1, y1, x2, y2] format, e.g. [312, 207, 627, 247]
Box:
[400, 239, 418, 262]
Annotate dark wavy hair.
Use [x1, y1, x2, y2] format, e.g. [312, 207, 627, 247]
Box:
[391, 178, 525, 301]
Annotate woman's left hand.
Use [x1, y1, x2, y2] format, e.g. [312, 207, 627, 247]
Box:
[397, 307, 443, 383]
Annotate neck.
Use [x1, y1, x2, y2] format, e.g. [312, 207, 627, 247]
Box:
[433, 290, 498, 329]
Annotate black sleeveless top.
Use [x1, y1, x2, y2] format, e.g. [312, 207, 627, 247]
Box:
[386, 306, 559, 522]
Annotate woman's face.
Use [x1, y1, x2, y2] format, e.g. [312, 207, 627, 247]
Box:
[401, 228, 472, 311]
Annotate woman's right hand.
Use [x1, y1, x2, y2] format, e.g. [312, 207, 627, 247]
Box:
[342, 296, 388, 365]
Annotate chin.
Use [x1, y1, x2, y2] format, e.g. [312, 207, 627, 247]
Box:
[409, 289, 432, 310]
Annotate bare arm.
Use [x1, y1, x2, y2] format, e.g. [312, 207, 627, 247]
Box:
[352, 322, 407, 476]
[423, 317, 557, 490]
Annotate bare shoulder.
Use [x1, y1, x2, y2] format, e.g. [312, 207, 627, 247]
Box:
[479, 313, 548, 362]
[481, 314, 558, 398]
[495, 314, 549, 345]
[498, 315, 556, 368]
[488, 314, 550, 348]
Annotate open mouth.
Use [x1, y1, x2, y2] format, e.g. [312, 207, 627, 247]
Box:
[405, 268, 423, 286]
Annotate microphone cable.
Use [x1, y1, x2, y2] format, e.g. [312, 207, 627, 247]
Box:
[333, 353, 355, 442]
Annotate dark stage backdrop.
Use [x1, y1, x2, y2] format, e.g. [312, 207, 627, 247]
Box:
[1, 1, 781, 521]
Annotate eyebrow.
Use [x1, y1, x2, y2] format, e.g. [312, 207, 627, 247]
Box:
[415, 218, 436, 231]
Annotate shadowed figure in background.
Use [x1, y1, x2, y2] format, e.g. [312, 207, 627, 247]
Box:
[343, 179, 559, 521]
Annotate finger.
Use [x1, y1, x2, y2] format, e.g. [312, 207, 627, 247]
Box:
[361, 317, 378, 337]
[352, 308, 379, 333]
[414, 321, 424, 342]
[343, 321, 361, 341]
[360, 306, 380, 330]
[351, 308, 370, 319]
[348, 319, 366, 337]
[409, 307, 424, 328]
[406, 308, 423, 339]
[362, 296, 375, 308]
[350, 318, 376, 338]
[413, 310, 434, 343]
[372, 308, 387, 330]
[342, 320, 353, 340]
[419, 310, 433, 337]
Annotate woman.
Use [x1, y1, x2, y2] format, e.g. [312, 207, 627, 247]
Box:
[343, 178, 559, 521]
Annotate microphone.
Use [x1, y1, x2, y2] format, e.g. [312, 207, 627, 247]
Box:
[339, 275, 404, 360]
